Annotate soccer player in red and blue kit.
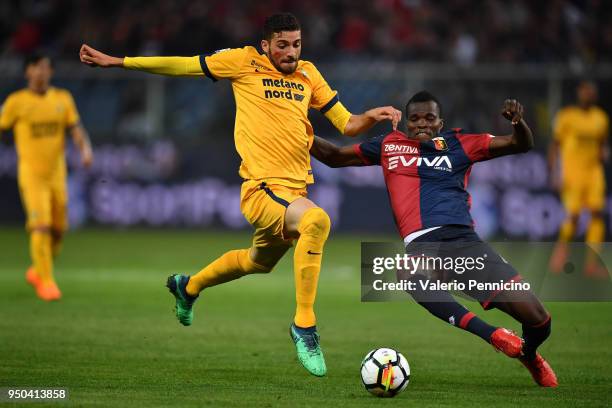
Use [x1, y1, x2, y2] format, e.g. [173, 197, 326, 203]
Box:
[310, 91, 558, 387]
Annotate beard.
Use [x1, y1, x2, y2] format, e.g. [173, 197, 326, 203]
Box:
[266, 52, 298, 74]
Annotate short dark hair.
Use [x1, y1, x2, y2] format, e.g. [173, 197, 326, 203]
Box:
[263, 13, 301, 41]
[406, 91, 442, 117]
[577, 80, 596, 89]
[23, 53, 52, 72]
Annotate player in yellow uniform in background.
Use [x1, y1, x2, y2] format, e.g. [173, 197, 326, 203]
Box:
[0, 54, 93, 301]
[548, 81, 609, 277]
[79, 13, 401, 376]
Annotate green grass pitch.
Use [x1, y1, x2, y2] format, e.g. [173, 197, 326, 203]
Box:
[0, 227, 610, 407]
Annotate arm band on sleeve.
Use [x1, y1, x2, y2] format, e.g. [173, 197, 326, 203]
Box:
[323, 101, 352, 134]
[123, 56, 203, 76]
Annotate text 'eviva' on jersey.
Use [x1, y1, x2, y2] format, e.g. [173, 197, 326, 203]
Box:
[388, 155, 453, 172]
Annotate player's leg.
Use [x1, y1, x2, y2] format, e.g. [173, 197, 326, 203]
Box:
[586, 210, 605, 247]
[470, 240, 555, 363]
[50, 181, 68, 258]
[50, 230, 64, 258]
[237, 183, 330, 376]
[398, 269, 520, 357]
[19, 182, 61, 301]
[489, 292, 550, 356]
[462, 237, 557, 386]
[284, 197, 331, 377]
[405, 274, 497, 341]
[184, 181, 294, 295]
[478, 238, 557, 387]
[185, 246, 279, 295]
[550, 180, 581, 273]
[284, 197, 330, 328]
[167, 180, 294, 326]
[168, 243, 286, 326]
[584, 168, 607, 278]
[20, 183, 42, 287]
[491, 294, 557, 387]
[403, 228, 523, 357]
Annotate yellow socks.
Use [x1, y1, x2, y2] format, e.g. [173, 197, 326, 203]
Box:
[30, 230, 54, 285]
[185, 206, 331, 328]
[51, 230, 63, 258]
[558, 218, 575, 242]
[586, 216, 605, 244]
[186, 249, 270, 296]
[293, 208, 331, 328]
[585, 216, 605, 268]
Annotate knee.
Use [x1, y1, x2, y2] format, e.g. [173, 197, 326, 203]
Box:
[534, 305, 550, 325]
[525, 300, 550, 326]
[298, 208, 331, 239]
[568, 214, 579, 225]
[242, 249, 275, 274]
[31, 225, 52, 234]
[247, 259, 274, 274]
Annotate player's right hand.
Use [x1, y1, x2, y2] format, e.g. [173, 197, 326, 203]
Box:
[79, 44, 123, 68]
[501, 99, 523, 125]
[367, 106, 402, 130]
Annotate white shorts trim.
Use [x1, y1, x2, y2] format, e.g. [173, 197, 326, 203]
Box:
[403, 226, 443, 245]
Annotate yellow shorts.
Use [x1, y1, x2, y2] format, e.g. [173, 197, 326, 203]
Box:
[18, 179, 68, 231]
[561, 167, 606, 214]
[240, 180, 307, 248]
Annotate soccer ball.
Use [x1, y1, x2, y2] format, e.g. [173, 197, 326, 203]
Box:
[360, 348, 410, 397]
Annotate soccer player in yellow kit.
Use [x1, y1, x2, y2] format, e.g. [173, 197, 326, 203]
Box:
[79, 13, 401, 376]
[549, 81, 609, 277]
[0, 54, 93, 301]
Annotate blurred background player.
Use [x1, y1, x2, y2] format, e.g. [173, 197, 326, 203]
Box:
[548, 81, 610, 277]
[78, 13, 400, 376]
[311, 92, 557, 387]
[0, 54, 93, 301]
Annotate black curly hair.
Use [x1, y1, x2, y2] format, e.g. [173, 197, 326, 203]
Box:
[263, 13, 301, 41]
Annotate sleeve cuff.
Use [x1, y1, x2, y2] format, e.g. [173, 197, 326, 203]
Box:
[323, 100, 352, 134]
[353, 144, 371, 165]
[123, 56, 134, 68]
[320, 95, 339, 113]
[199, 55, 218, 82]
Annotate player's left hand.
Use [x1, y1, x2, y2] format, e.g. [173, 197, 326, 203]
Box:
[367, 106, 402, 130]
[501, 99, 523, 125]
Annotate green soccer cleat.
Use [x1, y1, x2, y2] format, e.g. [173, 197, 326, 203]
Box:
[290, 323, 327, 377]
[166, 274, 198, 326]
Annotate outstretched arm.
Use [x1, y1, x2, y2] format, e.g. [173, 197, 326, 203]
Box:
[310, 136, 364, 168]
[489, 99, 534, 157]
[79, 44, 203, 76]
[79, 44, 124, 67]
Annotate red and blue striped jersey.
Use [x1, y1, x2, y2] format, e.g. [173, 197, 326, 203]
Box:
[354, 129, 493, 238]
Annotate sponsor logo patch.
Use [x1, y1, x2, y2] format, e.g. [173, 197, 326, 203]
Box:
[432, 137, 448, 151]
[384, 144, 419, 154]
[388, 155, 452, 172]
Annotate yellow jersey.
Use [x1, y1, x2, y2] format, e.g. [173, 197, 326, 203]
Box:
[125, 46, 351, 188]
[554, 105, 609, 177]
[0, 87, 80, 183]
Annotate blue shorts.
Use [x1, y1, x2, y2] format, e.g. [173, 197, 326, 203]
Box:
[405, 225, 522, 309]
